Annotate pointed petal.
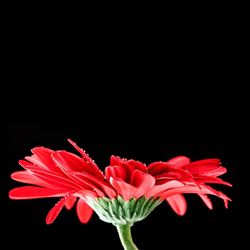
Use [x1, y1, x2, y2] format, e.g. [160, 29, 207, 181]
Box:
[204, 166, 227, 177]
[26, 168, 80, 190]
[184, 159, 221, 174]
[76, 199, 93, 223]
[31, 147, 59, 172]
[53, 151, 103, 179]
[9, 186, 67, 199]
[68, 172, 105, 197]
[166, 194, 187, 215]
[19, 159, 40, 170]
[52, 151, 90, 172]
[65, 196, 77, 210]
[167, 156, 191, 168]
[145, 180, 184, 198]
[130, 170, 155, 198]
[110, 177, 136, 200]
[196, 176, 232, 186]
[198, 194, 213, 209]
[72, 172, 116, 198]
[161, 184, 231, 208]
[46, 196, 71, 224]
[68, 139, 104, 179]
[11, 171, 52, 187]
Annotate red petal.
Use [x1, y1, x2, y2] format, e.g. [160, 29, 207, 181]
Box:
[53, 151, 103, 179]
[195, 176, 232, 186]
[130, 170, 155, 198]
[105, 166, 127, 181]
[110, 155, 123, 166]
[65, 196, 77, 210]
[198, 194, 213, 209]
[76, 199, 93, 223]
[166, 194, 187, 215]
[26, 168, 80, 190]
[19, 160, 40, 170]
[70, 174, 105, 197]
[68, 139, 104, 179]
[161, 184, 231, 208]
[11, 171, 52, 187]
[72, 172, 116, 198]
[9, 186, 67, 199]
[52, 151, 90, 172]
[203, 166, 227, 177]
[145, 180, 184, 198]
[147, 162, 170, 175]
[46, 196, 71, 224]
[110, 177, 136, 200]
[167, 156, 191, 168]
[127, 160, 147, 172]
[31, 147, 59, 172]
[184, 159, 221, 174]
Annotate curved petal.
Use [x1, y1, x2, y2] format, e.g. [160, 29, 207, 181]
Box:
[147, 162, 170, 176]
[202, 166, 227, 177]
[68, 139, 104, 179]
[198, 194, 213, 209]
[31, 147, 59, 172]
[127, 160, 147, 172]
[52, 151, 90, 172]
[46, 196, 71, 224]
[105, 165, 127, 181]
[130, 170, 155, 198]
[76, 199, 93, 223]
[72, 172, 116, 198]
[161, 185, 231, 208]
[145, 180, 184, 198]
[9, 186, 67, 199]
[167, 156, 191, 168]
[11, 171, 53, 187]
[110, 155, 123, 166]
[25, 168, 80, 190]
[65, 196, 77, 210]
[110, 177, 136, 200]
[184, 159, 221, 174]
[166, 194, 187, 215]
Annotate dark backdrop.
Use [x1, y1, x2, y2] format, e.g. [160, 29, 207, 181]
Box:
[3, 103, 242, 249]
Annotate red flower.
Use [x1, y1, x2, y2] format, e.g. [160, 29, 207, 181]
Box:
[107, 155, 231, 216]
[9, 139, 231, 225]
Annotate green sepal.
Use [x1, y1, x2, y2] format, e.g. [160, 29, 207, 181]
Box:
[88, 196, 162, 226]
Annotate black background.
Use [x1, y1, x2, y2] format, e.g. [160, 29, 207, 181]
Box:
[2, 8, 245, 249]
[3, 100, 242, 249]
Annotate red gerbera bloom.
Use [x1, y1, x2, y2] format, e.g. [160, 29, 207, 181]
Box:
[9, 139, 232, 250]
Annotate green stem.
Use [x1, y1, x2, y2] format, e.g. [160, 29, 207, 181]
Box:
[116, 224, 139, 250]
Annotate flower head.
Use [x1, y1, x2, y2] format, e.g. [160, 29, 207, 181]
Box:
[9, 139, 231, 226]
